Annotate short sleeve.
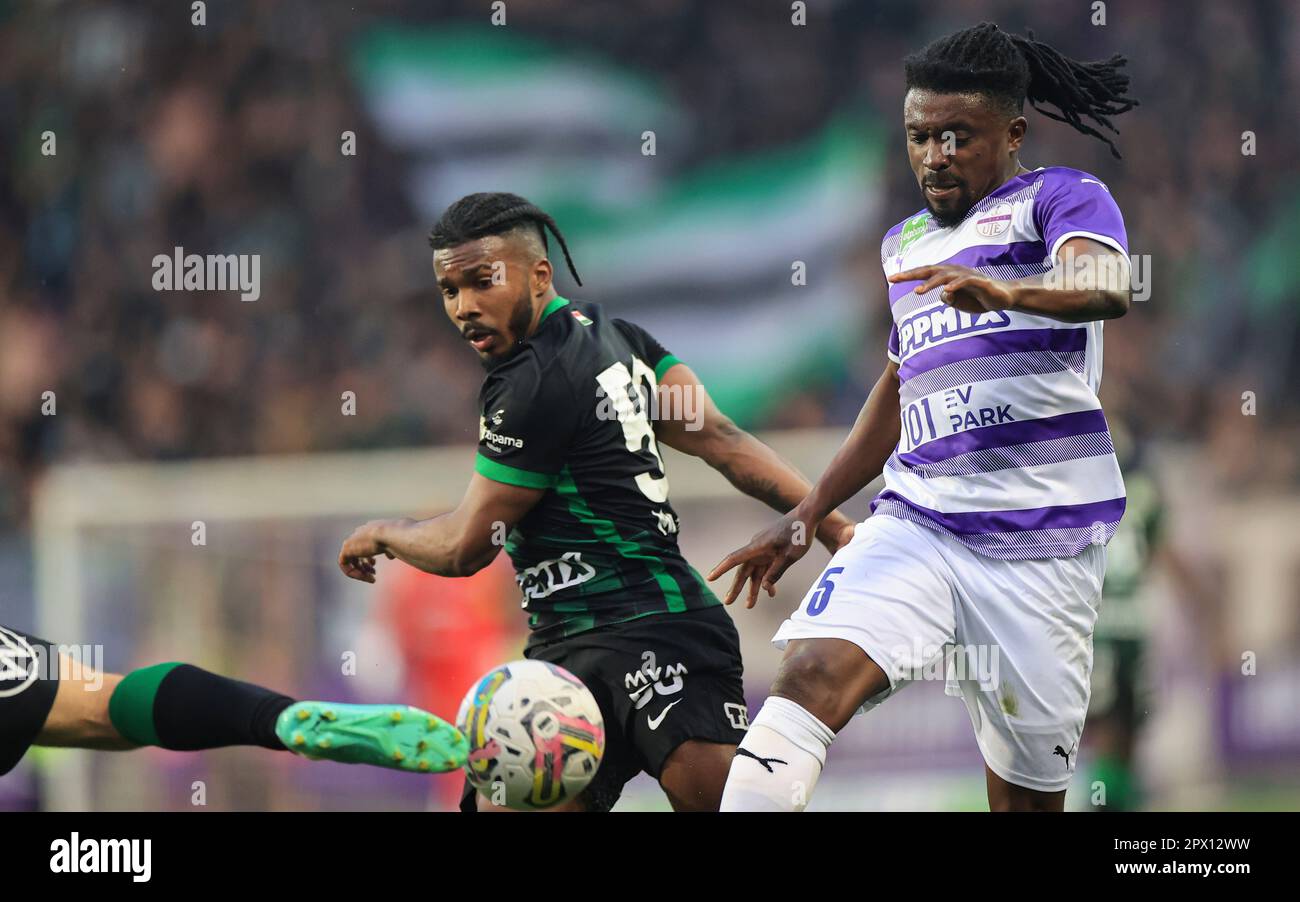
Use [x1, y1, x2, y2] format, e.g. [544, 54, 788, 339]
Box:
[613, 319, 681, 380]
[475, 363, 578, 489]
[886, 322, 901, 364]
[1034, 171, 1129, 263]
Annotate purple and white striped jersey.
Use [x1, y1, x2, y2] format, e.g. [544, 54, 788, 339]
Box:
[873, 166, 1127, 560]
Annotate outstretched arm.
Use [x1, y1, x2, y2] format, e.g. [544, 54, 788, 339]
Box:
[339, 473, 543, 582]
[652, 362, 856, 555]
[707, 360, 901, 605]
[889, 236, 1130, 323]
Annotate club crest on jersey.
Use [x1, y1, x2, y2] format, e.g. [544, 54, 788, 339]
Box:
[973, 202, 1013, 238]
[897, 307, 1011, 357]
[516, 552, 596, 603]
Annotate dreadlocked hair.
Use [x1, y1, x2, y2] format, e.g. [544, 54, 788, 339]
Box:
[428, 192, 582, 285]
[903, 21, 1139, 159]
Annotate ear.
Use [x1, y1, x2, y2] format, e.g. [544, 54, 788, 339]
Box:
[531, 256, 554, 298]
[1007, 115, 1028, 155]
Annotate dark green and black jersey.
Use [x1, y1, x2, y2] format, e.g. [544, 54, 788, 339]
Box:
[1095, 469, 1164, 641]
[474, 296, 720, 645]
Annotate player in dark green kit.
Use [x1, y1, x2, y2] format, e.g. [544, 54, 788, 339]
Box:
[338, 192, 855, 812]
[1081, 424, 1201, 810]
[474, 302, 718, 641]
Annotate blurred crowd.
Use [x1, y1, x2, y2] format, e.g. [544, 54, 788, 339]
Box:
[1, 0, 1297, 531]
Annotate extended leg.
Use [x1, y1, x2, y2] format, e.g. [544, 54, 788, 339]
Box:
[720, 638, 890, 811]
[44, 658, 465, 773]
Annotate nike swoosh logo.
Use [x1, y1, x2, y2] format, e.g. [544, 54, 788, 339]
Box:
[647, 699, 682, 731]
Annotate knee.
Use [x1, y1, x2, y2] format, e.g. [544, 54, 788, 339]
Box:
[770, 641, 887, 732]
[771, 649, 837, 712]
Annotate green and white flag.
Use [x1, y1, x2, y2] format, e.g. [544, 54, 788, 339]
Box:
[354, 25, 887, 422]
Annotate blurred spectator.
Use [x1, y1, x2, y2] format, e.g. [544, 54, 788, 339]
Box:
[0, 0, 1296, 536]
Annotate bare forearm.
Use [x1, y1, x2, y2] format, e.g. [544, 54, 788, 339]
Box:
[713, 428, 807, 512]
[711, 428, 848, 544]
[376, 514, 488, 577]
[797, 367, 901, 524]
[1009, 246, 1131, 322]
[1010, 282, 1129, 323]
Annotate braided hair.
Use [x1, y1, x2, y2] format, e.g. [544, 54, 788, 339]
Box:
[904, 22, 1139, 159]
[428, 192, 582, 285]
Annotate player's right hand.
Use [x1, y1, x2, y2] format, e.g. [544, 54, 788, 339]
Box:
[338, 520, 397, 583]
[707, 511, 817, 608]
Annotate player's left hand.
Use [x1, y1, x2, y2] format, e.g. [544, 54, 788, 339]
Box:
[888, 264, 1018, 314]
[338, 520, 398, 583]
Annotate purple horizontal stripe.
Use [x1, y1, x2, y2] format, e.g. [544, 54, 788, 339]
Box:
[899, 327, 1087, 382]
[888, 241, 1049, 305]
[954, 527, 1116, 559]
[899, 349, 1085, 403]
[897, 409, 1110, 467]
[871, 491, 1126, 535]
[888, 430, 1116, 479]
[872, 500, 1121, 559]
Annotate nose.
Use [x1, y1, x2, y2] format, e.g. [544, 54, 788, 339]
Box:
[453, 290, 481, 322]
[923, 137, 952, 172]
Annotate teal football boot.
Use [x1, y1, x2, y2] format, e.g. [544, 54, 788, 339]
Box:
[276, 702, 468, 773]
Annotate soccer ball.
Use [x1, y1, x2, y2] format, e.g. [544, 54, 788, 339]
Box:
[456, 660, 605, 810]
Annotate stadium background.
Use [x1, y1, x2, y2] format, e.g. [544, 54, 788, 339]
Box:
[1, 0, 1298, 810]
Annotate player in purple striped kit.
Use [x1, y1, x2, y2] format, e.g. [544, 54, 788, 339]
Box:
[710, 22, 1139, 811]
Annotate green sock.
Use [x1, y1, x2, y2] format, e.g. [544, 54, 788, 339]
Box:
[107, 662, 182, 747]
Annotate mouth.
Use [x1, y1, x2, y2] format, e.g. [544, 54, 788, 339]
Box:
[462, 327, 499, 353]
[924, 183, 960, 202]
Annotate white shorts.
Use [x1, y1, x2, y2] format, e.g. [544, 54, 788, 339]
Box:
[772, 514, 1105, 793]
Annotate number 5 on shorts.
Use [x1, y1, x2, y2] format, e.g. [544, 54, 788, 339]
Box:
[806, 567, 844, 616]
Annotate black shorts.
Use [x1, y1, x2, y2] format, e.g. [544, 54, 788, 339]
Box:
[461, 604, 748, 813]
[0, 625, 60, 776]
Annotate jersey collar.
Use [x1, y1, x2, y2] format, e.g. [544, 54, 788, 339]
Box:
[538, 296, 570, 325]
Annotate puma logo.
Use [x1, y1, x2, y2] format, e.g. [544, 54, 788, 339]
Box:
[736, 747, 787, 774]
[1053, 743, 1075, 769]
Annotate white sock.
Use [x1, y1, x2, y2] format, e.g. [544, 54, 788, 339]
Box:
[720, 696, 835, 812]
